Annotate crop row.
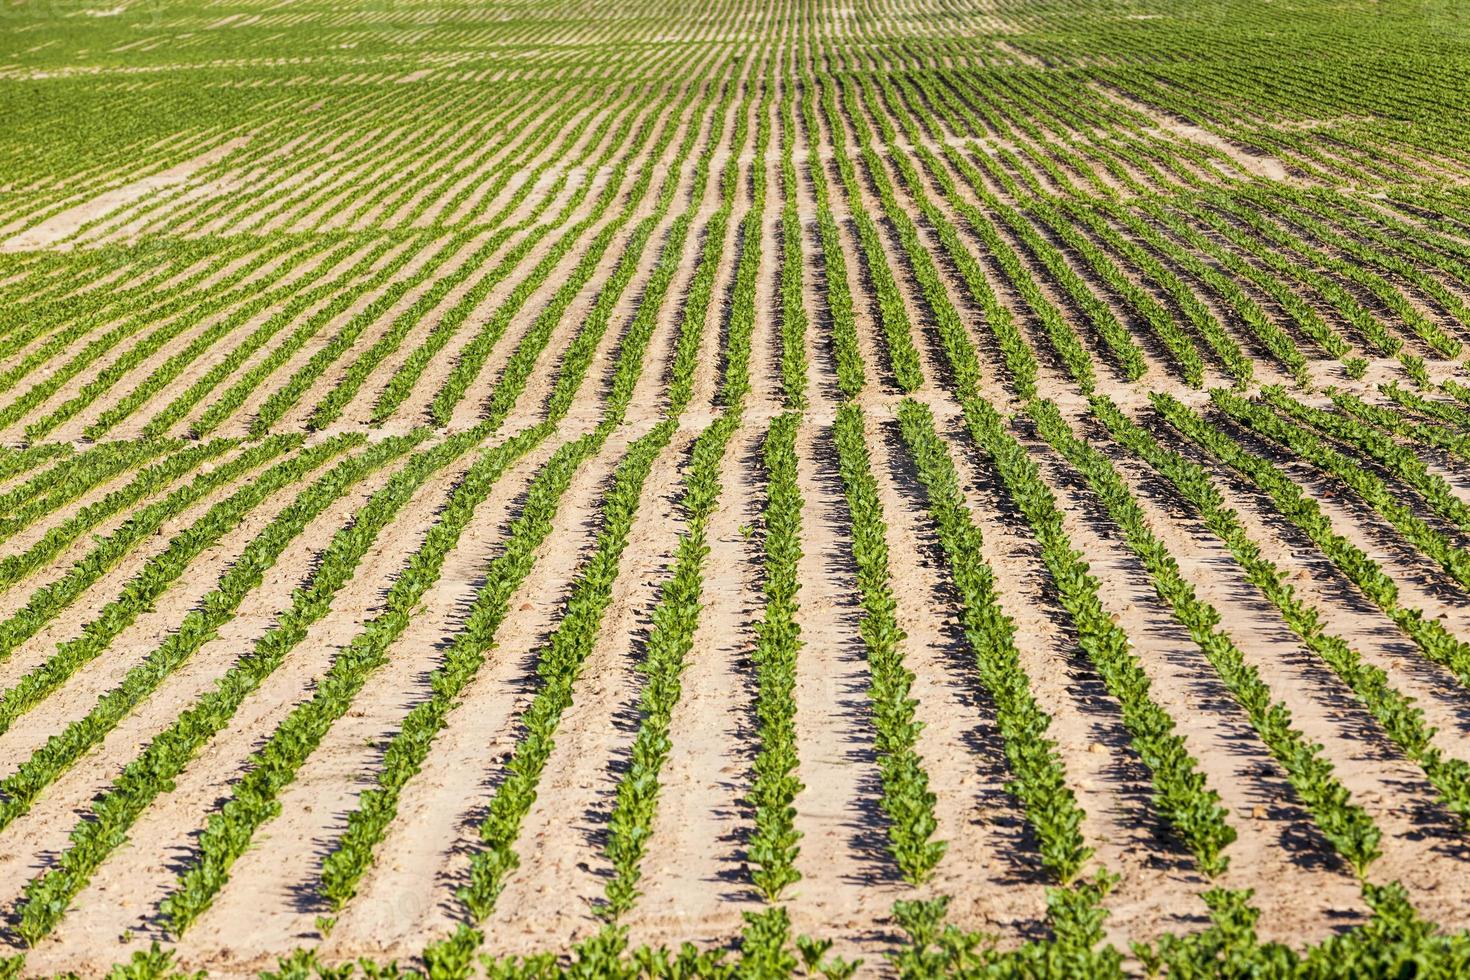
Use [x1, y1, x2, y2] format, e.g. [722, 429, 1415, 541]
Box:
[817, 72, 924, 393]
[1152, 393, 1470, 708]
[894, 399, 1089, 883]
[0, 434, 418, 842]
[744, 412, 805, 900]
[959, 395, 1236, 876]
[831, 403, 944, 882]
[363, 91, 639, 423]
[1098, 395, 1470, 835]
[5, 421, 499, 950]
[0, 436, 301, 669]
[0, 436, 358, 746]
[1211, 390, 1470, 607]
[157, 423, 547, 935]
[1033, 399, 1382, 873]
[427, 84, 677, 426]
[867, 72, 1038, 400]
[598, 412, 738, 917]
[0, 437, 179, 547]
[777, 74, 810, 410]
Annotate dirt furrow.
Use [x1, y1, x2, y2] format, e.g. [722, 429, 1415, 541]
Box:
[15, 441, 492, 975]
[172, 433, 569, 968]
[476, 425, 692, 957]
[621, 423, 764, 951]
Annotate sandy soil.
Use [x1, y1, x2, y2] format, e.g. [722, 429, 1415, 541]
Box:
[10, 9, 1470, 978]
[0, 138, 249, 252]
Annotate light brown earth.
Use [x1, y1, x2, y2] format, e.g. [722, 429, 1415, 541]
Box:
[6, 3, 1470, 977]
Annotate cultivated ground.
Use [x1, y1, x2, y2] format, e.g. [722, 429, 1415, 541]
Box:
[4, 0, 1470, 976]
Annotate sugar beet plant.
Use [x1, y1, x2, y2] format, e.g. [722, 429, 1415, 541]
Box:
[742, 412, 806, 901]
[1149, 392, 1470, 688]
[158, 423, 547, 935]
[959, 396, 1236, 877]
[1106, 395, 1470, 831]
[831, 403, 945, 883]
[1031, 399, 1383, 874]
[894, 400, 1089, 884]
[8, 422, 504, 949]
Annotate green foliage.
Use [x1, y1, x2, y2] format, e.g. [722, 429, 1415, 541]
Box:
[831, 404, 945, 883]
[160, 425, 546, 934]
[896, 399, 1089, 883]
[961, 395, 1235, 876]
[1035, 398, 1381, 874]
[745, 413, 806, 900]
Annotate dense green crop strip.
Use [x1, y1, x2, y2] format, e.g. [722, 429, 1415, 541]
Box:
[137, 234, 404, 439]
[433, 70, 761, 977]
[742, 413, 805, 900]
[426, 85, 673, 426]
[911, 147, 1099, 388]
[1181, 201, 1403, 360]
[0, 443, 70, 487]
[0, 237, 305, 437]
[247, 232, 472, 435]
[0, 438, 232, 595]
[874, 72, 1038, 399]
[1328, 388, 1470, 464]
[1212, 389, 1470, 593]
[1028, 197, 1208, 386]
[777, 77, 810, 409]
[1440, 380, 1470, 418]
[0, 438, 177, 546]
[190, 231, 442, 437]
[1146, 391, 1470, 691]
[0, 434, 418, 836]
[7, 424, 498, 949]
[0, 242, 255, 404]
[1213, 195, 1461, 359]
[304, 91, 611, 430]
[1251, 189, 1470, 342]
[591, 68, 738, 426]
[1097, 395, 1470, 835]
[798, 68, 866, 399]
[86, 235, 369, 440]
[1092, 198, 1308, 384]
[1134, 200, 1356, 363]
[1053, 199, 1254, 386]
[663, 62, 753, 416]
[500, 70, 722, 429]
[408, 424, 670, 974]
[172, 80, 731, 951]
[22, 239, 342, 441]
[948, 149, 1148, 383]
[839, 75, 985, 404]
[318, 421, 655, 913]
[599, 74, 735, 424]
[715, 61, 773, 409]
[1379, 381, 1470, 435]
[591, 411, 740, 919]
[0, 437, 355, 743]
[0, 250, 194, 355]
[895, 399, 1089, 883]
[1261, 388, 1470, 533]
[817, 72, 924, 393]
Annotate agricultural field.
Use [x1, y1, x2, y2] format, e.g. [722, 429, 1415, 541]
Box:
[6, 0, 1470, 975]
